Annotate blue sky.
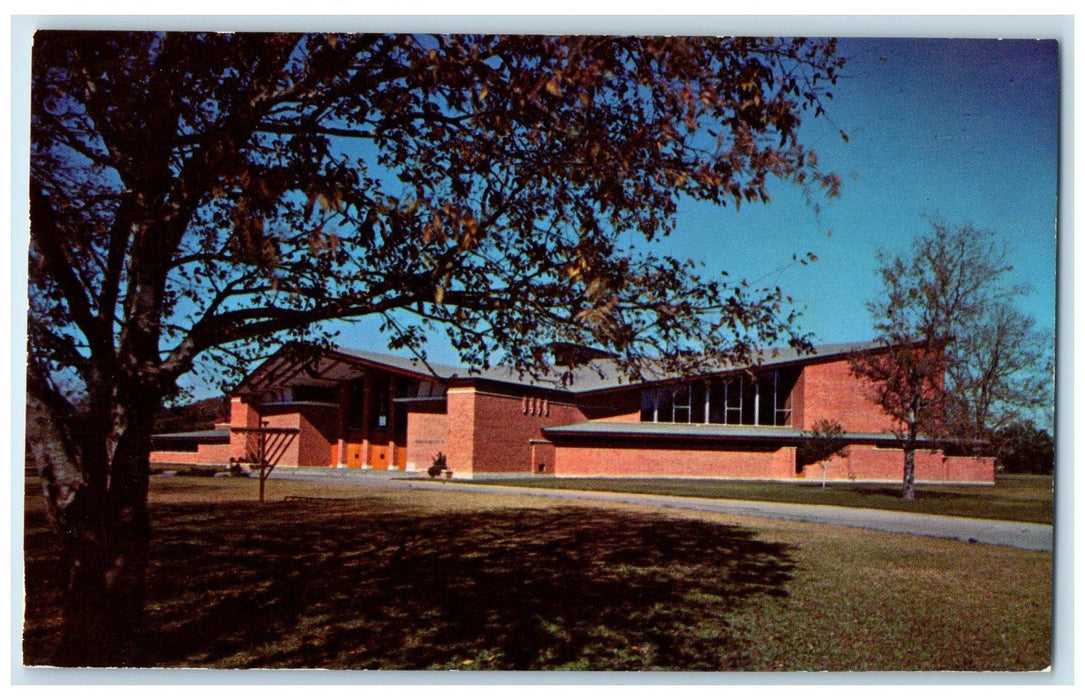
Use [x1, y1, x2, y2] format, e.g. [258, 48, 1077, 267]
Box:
[332, 36, 1060, 364]
[665, 37, 1060, 345]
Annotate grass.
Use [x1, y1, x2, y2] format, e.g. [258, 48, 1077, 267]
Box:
[470, 474, 1055, 524]
[23, 476, 1053, 671]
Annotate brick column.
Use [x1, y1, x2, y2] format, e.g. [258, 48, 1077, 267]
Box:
[444, 388, 476, 477]
[387, 374, 398, 470]
[360, 372, 373, 469]
[336, 382, 349, 468]
[228, 396, 260, 462]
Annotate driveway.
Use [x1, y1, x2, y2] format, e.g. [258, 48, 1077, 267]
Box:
[268, 469, 1054, 552]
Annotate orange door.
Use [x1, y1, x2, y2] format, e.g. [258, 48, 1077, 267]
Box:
[346, 443, 364, 468]
[371, 444, 389, 470]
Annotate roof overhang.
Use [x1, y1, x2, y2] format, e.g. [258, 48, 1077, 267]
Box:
[151, 428, 231, 446]
[541, 421, 949, 449]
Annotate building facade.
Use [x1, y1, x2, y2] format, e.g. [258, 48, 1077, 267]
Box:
[151, 342, 995, 484]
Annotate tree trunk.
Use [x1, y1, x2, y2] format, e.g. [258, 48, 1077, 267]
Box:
[902, 446, 917, 502]
[54, 462, 151, 667]
[27, 371, 156, 667]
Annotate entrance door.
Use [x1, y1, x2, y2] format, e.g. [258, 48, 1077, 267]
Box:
[370, 443, 390, 470]
[345, 442, 365, 468]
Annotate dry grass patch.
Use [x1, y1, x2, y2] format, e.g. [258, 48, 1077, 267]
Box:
[23, 476, 1052, 671]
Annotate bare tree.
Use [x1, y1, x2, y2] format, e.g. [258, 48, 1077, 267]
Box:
[28, 31, 846, 664]
[946, 303, 1053, 440]
[852, 220, 1049, 501]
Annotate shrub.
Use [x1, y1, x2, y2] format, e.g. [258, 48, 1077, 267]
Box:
[428, 452, 448, 478]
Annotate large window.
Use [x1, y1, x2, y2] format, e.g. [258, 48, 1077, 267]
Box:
[640, 369, 799, 427]
[346, 378, 366, 428]
[290, 384, 338, 404]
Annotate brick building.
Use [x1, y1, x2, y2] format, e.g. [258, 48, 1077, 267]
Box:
[150, 341, 995, 484]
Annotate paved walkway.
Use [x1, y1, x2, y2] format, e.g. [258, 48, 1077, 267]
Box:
[267, 468, 1053, 552]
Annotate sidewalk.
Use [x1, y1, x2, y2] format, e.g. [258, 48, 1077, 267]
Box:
[265, 468, 1053, 552]
[398, 478, 1055, 553]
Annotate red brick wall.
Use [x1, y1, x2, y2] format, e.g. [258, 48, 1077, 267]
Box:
[444, 389, 478, 476]
[150, 442, 231, 466]
[798, 358, 895, 433]
[250, 403, 338, 467]
[553, 441, 994, 484]
[406, 404, 448, 472]
[298, 404, 338, 466]
[801, 445, 994, 484]
[531, 441, 556, 474]
[471, 392, 588, 474]
[445, 388, 588, 476]
[229, 397, 261, 461]
[944, 456, 996, 482]
[554, 443, 797, 479]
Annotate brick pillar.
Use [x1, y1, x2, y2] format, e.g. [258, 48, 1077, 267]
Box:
[360, 372, 373, 469]
[387, 374, 398, 470]
[336, 382, 349, 468]
[444, 388, 476, 477]
[228, 396, 260, 461]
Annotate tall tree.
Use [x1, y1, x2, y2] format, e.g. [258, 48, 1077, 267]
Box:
[851, 220, 1049, 501]
[945, 303, 1053, 440]
[28, 31, 845, 665]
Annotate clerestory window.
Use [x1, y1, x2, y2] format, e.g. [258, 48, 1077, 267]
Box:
[640, 368, 799, 427]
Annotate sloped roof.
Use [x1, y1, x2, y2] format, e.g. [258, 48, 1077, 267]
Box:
[237, 341, 884, 397]
[334, 341, 883, 393]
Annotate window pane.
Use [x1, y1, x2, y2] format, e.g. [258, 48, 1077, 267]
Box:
[740, 378, 756, 425]
[640, 389, 655, 422]
[347, 379, 365, 428]
[691, 381, 706, 424]
[708, 379, 726, 423]
[657, 387, 674, 423]
[775, 368, 799, 426]
[758, 372, 776, 426]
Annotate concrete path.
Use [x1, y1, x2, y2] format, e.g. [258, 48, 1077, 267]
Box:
[267, 468, 1053, 552]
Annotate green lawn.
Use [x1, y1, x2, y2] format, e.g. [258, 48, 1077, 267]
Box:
[470, 474, 1054, 524]
[23, 476, 1052, 671]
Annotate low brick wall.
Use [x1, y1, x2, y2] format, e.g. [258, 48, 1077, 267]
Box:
[553, 442, 995, 484]
[554, 443, 797, 479]
[151, 442, 231, 467]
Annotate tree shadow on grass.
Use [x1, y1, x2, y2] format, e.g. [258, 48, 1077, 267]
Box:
[28, 496, 796, 670]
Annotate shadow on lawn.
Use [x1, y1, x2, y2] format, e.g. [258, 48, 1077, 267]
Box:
[27, 497, 796, 670]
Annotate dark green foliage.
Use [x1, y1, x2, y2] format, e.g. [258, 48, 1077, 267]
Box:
[796, 418, 850, 467]
[993, 421, 1054, 475]
[154, 397, 229, 434]
[428, 452, 448, 478]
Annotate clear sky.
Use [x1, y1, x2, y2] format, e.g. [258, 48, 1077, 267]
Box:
[331, 36, 1061, 365]
[667, 37, 1060, 344]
